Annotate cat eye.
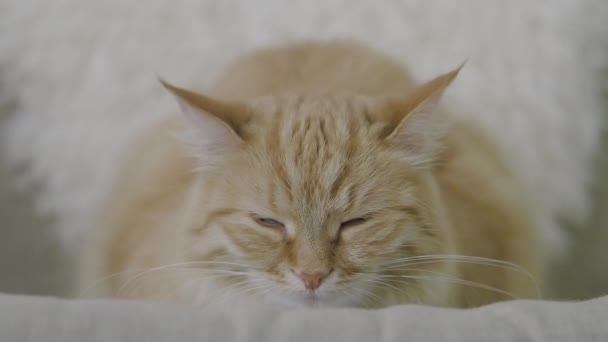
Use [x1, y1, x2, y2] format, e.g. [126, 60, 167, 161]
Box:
[253, 216, 285, 230]
[339, 217, 368, 230]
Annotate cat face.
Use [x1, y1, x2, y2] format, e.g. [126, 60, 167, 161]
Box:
[161, 67, 460, 307]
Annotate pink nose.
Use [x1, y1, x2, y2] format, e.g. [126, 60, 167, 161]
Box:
[295, 270, 330, 290]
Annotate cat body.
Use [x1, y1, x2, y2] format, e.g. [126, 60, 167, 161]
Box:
[81, 41, 540, 308]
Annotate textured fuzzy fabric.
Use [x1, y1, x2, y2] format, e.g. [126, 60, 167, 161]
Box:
[1, 1, 607, 260]
[1, 293, 608, 342]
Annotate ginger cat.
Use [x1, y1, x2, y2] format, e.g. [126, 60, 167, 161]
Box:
[81, 41, 541, 308]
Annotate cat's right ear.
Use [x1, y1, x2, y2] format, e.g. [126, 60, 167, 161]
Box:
[159, 79, 248, 163]
[379, 64, 463, 167]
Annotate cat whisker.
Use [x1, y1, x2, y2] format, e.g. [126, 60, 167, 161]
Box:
[83, 260, 250, 298]
[125, 270, 248, 299]
[79, 269, 144, 298]
[161, 277, 200, 302]
[116, 261, 254, 297]
[212, 277, 254, 298]
[381, 255, 540, 296]
[382, 254, 534, 277]
[227, 283, 271, 302]
[212, 278, 272, 306]
[253, 283, 276, 301]
[355, 273, 412, 299]
[377, 273, 519, 299]
[383, 254, 516, 266]
[346, 286, 384, 308]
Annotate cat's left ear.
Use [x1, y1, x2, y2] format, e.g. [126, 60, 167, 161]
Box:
[382, 64, 463, 166]
[159, 79, 249, 165]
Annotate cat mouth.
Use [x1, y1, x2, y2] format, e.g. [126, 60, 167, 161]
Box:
[304, 292, 319, 300]
[299, 291, 328, 306]
[300, 294, 320, 306]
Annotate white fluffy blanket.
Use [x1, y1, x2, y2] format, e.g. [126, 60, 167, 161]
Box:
[1, 293, 607, 341]
[1, 1, 607, 256]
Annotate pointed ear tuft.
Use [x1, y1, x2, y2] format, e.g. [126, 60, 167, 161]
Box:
[383, 64, 463, 166]
[159, 78, 248, 166]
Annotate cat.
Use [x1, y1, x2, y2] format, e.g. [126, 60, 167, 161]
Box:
[80, 40, 541, 309]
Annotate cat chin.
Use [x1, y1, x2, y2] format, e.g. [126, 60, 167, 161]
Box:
[198, 289, 357, 309]
[251, 276, 375, 308]
[263, 290, 364, 309]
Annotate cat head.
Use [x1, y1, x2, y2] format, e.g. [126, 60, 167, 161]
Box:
[161, 66, 461, 308]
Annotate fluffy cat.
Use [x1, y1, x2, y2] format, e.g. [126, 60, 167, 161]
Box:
[80, 41, 541, 308]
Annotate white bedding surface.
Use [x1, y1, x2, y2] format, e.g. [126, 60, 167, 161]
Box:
[1, 293, 607, 342]
[1, 0, 607, 321]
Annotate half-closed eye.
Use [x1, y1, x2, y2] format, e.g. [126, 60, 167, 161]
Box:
[252, 215, 285, 231]
[339, 217, 368, 230]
